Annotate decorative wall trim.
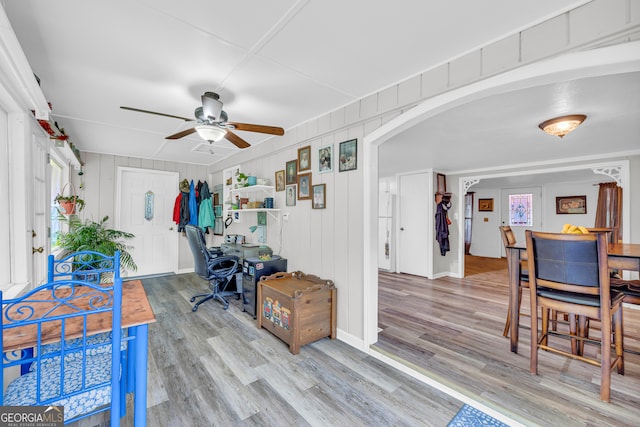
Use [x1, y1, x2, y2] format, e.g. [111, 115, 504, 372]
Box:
[592, 165, 623, 186]
[463, 178, 480, 194]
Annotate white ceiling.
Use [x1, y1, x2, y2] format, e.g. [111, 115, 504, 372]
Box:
[379, 70, 640, 178]
[4, 1, 638, 178]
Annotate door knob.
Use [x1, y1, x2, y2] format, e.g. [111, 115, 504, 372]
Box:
[32, 246, 44, 254]
[400, 227, 405, 231]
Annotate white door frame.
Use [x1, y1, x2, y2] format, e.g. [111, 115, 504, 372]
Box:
[30, 133, 49, 286]
[115, 167, 179, 276]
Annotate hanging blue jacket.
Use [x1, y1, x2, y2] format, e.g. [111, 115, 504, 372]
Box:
[188, 180, 198, 225]
[198, 180, 215, 231]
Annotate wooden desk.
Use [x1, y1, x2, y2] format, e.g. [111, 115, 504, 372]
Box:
[2, 280, 156, 426]
[506, 242, 640, 353]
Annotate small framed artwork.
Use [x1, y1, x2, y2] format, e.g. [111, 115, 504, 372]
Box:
[297, 173, 312, 200]
[285, 185, 297, 206]
[556, 195, 587, 214]
[478, 198, 494, 212]
[285, 160, 297, 185]
[318, 145, 333, 173]
[298, 145, 311, 172]
[338, 139, 357, 172]
[275, 170, 285, 192]
[312, 184, 326, 209]
[436, 173, 446, 194]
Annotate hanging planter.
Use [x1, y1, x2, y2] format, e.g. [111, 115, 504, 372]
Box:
[55, 183, 85, 215]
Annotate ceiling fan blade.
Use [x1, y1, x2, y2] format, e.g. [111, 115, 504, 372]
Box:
[225, 131, 251, 149]
[120, 106, 193, 122]
[228, 122, 284, 135]
[166, 127, 197, 140]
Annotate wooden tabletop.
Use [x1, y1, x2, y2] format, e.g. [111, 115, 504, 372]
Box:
[2, 280, 156, 352]
[608, 243, 640, 257]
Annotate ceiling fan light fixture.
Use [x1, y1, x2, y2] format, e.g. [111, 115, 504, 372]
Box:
[538, 114, 587, 138]
[196, 125, 226, 142]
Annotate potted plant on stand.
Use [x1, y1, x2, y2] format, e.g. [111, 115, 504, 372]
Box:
[56, 215, 137, 281]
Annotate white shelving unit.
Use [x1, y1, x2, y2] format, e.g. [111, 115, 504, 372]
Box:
[227, 185, 280, 222]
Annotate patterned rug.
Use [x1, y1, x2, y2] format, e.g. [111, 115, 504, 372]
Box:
[447, 404, 509, 427]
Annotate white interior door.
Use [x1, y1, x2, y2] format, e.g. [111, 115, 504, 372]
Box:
[117, 167, 178, 276]
[31, 135, 49, 286]
[500, 186, 542, 256]
[398, 172, 431, 278]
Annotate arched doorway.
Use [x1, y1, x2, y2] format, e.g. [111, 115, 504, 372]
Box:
[362, 42, 640, 348]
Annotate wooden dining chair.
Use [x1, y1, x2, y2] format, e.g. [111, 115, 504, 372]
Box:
[500, 226, 529, 337]
[526, 231, 624, 402]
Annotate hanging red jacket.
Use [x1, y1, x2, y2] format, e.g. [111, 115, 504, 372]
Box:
[173, 193, 182, 225]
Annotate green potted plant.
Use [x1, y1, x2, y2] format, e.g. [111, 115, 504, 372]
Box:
[54, 193, 86, 215]
[237, 172, 250, 187]
[56, 215, 137, 273]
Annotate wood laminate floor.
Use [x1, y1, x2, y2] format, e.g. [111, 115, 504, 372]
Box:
[374, 255, 640, 427]
[76, 256, 640, 426]
[77, 273, 467, 427]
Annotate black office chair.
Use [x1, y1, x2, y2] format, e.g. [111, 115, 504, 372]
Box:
[185, 224, 241, 311]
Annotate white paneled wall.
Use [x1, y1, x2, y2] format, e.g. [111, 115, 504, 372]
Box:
[75, 153, 210, 272]
[207, 0, 640, 347]
[84, 0, 639, 346]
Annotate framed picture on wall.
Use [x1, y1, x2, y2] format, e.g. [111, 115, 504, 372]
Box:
[312, 184, 326, 209]
[556, 195, 587, 214]
[286, 185, 297, 206]
[338, 139, 357, 172]
[478, 198, 494, 212]
[275, 170, 285, 191]
[298, 173, 311, 200]
[298, 146, 311, 171]
[318, 145, 333, 173]
[436, 174, 446, 194]
[285, 160, 297, 185]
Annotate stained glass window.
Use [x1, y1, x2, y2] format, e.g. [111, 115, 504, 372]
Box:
[509, 194, 533, 226]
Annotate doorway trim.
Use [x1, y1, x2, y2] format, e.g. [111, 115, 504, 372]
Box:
[115, 167, 179, 276]
[362, 42, 640, 349]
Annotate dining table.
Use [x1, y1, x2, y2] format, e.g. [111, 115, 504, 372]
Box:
[2, 279, 156, 426]
[506, 241, 640, 353]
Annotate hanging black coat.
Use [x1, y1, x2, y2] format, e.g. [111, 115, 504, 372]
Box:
[178, 191, 190, 232]
[435, 200, 451, 256]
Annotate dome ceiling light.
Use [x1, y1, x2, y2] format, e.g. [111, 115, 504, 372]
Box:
[538, 114, 587, 138]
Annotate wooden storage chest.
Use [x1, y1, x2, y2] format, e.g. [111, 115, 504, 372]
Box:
[257, 271, 336, 354]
